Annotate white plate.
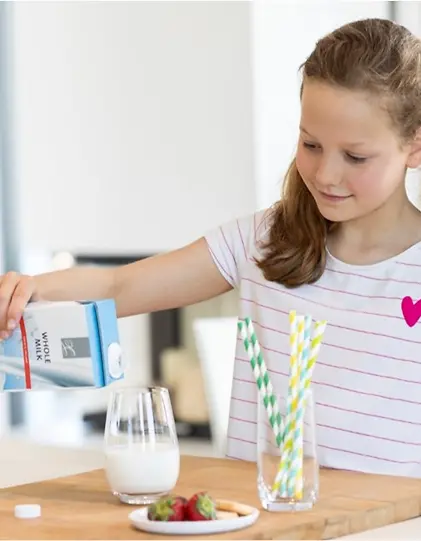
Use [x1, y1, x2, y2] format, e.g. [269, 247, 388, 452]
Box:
[128, 502, 260, 536]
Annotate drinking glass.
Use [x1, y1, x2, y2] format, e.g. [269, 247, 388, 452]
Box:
[257, 390, 318, 511]
[104, 386, 180, 505]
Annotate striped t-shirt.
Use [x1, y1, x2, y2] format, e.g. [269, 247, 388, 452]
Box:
[205, 208, 421, 478]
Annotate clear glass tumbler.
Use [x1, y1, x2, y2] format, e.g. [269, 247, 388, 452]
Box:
[257, 389, 318, 511]
[104, 386, 180, 505]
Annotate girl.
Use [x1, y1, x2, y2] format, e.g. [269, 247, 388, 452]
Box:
[2, 17, 421, 478]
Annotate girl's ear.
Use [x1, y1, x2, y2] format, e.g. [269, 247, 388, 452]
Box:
[406, 128, 421, 169]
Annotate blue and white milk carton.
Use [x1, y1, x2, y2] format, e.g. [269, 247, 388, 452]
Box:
[0, 300, 125, 391]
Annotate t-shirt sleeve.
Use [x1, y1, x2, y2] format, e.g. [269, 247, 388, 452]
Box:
[204, 209, 270, 288]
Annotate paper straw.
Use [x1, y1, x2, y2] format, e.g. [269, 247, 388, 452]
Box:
[304, 320, 327, 383]
[301, 315, 312, 370]
[287, 314, 312, 497]
[273, 312, 302, 496]
[237, 318, 283, 448]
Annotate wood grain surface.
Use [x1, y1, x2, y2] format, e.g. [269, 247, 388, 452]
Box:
[1, 455, 421, 540]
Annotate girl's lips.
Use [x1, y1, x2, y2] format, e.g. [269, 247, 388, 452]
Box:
[318, 191, 352, 202]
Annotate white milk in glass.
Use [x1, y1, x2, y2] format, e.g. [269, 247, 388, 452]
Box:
[105, 441, 180, 495]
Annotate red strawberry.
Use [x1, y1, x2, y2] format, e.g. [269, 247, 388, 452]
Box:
[147, 495, 187, 522]
[185, 491, 217, 521]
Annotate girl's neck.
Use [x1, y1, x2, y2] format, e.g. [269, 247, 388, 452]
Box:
[327, 194, 421, 266]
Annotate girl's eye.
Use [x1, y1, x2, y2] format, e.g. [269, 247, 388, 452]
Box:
[303, 142, 319, 150]
[346, 154, 367, 164]
[303, 142, 368, 164]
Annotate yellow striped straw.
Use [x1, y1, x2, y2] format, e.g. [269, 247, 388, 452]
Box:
[284, 344, 304, 497]
[304, 320, 327, 381]
[274, 312, 302, 496]
[287, 315, 312, 498]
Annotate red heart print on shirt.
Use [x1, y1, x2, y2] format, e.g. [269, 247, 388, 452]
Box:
[401, 296, 421, 327]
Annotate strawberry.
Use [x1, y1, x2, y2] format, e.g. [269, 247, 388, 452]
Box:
[185, 491, 217, 521]
[147, 495, 187, 522]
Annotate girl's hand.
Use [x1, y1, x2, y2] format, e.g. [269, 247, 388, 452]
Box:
[0, 272, 37, 339]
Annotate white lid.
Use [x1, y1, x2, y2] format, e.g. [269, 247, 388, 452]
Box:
[107, 342, 126, 378]
[14, 504, 41, 519]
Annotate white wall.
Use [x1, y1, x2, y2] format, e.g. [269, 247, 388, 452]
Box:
[394, 0, 421, 36]
[251, 0, 391, 209]
[9, 1, 256, 257]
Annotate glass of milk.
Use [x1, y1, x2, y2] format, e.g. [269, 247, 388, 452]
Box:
[104, 386, 180, 505]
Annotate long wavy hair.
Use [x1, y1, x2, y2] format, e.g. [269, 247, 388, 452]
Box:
[256, 18, 421, 287]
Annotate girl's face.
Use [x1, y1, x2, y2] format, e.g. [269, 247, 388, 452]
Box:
[296, 81, 417, 223]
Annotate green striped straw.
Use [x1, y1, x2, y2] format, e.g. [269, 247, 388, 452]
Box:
[238, 318, 283, 448]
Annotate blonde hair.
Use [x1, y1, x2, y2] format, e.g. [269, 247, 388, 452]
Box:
[257, 18, 421, 287]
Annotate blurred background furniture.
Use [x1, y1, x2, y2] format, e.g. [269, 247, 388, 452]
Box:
[193, 317, 237, 457]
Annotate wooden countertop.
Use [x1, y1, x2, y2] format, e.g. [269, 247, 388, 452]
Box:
[1, 455, 421, 540]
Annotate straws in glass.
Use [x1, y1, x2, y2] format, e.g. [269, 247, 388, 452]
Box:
[238, 311, 327, 499]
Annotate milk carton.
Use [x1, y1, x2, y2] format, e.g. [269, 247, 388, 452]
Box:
[0, 300, 125, 391]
